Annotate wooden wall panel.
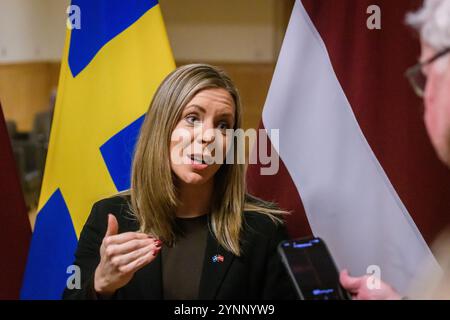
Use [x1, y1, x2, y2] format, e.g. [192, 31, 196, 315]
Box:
[0, 61, 274, 133]
[0, 62, 60, 132]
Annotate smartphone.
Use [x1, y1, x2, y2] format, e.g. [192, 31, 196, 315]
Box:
[278, 237, 351, 300]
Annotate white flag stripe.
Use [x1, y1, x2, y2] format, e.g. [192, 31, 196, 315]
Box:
[262, 0, 440, 292]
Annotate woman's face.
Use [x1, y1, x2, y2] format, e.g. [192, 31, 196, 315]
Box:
[170, 88, 235, 186]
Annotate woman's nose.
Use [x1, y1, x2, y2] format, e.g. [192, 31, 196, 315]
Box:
[195, 123, 216, 144]
[203, 129, 216, 143]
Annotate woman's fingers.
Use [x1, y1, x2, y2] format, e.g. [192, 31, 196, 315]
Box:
[119, 247, 161, 274]
[110, 242, 160, 267]
[105, 238, 158, 257]
[103, 231, 151, 246]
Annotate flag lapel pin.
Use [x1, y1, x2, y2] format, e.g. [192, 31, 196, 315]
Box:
[212, 254, 224, 263]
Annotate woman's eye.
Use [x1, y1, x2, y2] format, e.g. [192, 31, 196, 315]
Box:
[218, 122, 231, 132]
[185, 115, 200, 125]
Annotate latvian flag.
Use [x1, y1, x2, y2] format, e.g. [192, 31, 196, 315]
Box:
[247, 0, 450, 294]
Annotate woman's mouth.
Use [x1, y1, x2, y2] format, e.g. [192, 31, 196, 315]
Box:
[188, 154, 211, 170]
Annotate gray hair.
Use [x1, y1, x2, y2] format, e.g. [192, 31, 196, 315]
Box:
[406, 0, 450, 50]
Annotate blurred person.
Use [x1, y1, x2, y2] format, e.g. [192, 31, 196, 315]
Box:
[32, 88, 56, 144]
[340, 0, 450, 300]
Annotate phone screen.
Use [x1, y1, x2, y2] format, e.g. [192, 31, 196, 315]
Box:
[278, 237, 350, 300]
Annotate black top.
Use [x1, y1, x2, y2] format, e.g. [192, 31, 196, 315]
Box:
[62, 195, 296, 300]
[162, 215, 208, 299]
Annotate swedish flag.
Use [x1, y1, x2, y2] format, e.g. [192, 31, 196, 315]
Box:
[20, 0, 174, 299]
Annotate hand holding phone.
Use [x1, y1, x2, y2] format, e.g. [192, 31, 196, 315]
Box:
[278, 237, 351, 300]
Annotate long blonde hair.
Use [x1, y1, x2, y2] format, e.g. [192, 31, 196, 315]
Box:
[129, 64, 286, 256]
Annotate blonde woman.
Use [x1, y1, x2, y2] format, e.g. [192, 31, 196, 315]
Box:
[63, 64, 295, 300]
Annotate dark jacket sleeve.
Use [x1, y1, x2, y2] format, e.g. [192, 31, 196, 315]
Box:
[62, 201, 110, 300]
[261, 222, 297, 300]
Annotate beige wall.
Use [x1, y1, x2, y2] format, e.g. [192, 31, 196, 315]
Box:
[160, 0, 279, 62]
[0, 0, 68, 63]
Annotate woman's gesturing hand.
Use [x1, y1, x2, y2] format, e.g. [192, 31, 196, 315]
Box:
[94, 214, 161, 297]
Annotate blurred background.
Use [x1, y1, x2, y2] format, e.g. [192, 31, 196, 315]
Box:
[0, 0, 294, 223]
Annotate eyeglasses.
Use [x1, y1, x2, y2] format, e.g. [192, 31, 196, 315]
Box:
[405, 48, 450, 98]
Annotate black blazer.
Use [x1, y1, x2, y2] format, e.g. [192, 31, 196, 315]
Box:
[63, 196, 296, 300]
